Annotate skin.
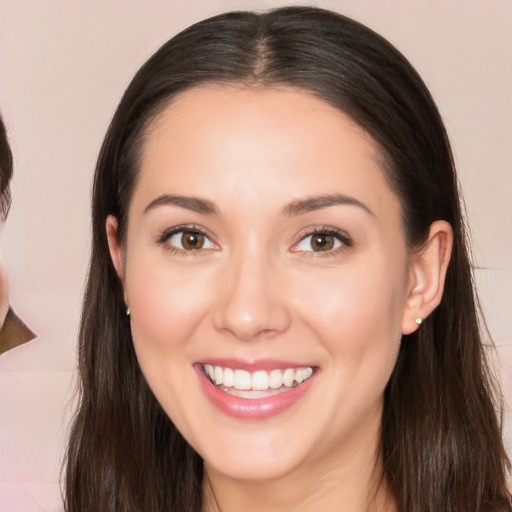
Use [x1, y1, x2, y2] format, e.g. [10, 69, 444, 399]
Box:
[0, 258, 9, 330]
[107, 86, 452, 511]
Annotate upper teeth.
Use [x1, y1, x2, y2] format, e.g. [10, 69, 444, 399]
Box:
[203, 365, 313, 391]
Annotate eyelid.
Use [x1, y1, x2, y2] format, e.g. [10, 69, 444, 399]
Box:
[157, 224, 219, 252]
[156, 224, 352, 255]
[290, 226, 353, 255]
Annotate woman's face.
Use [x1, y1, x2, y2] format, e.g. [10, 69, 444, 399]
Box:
[111, 86, 417, 482]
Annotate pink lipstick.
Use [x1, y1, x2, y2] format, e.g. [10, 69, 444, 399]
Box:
[195, 361, 316, 420]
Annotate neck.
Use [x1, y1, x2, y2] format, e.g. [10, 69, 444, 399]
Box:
[202, 427, 395, 512]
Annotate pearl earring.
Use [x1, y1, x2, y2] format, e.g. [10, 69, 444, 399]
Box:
[415, 317, 422, 325]
[126, 307, 131, 316]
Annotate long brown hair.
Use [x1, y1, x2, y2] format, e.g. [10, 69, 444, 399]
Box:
[65, 7, 511, 511]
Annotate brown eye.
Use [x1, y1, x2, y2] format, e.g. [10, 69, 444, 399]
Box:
[310, 234, 335, 252]
[181, 231, 205, 250]
[164, 228, 215, 252]
[294, 230, 347, 254]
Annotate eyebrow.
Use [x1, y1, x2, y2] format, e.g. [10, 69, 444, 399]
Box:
[143, 194, 218, 215]
[283, 194, 374, 216]
[143, 193, 373, 217]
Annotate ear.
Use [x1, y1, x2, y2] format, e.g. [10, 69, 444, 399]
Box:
[402, 220, 453, 335]
[106, 215, 125, 286]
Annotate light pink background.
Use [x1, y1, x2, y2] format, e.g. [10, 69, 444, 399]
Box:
[0, 1, 510, 509]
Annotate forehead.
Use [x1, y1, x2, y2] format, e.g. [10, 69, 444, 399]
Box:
[145, 85, 378, 153]
[133, 85, 398, 218]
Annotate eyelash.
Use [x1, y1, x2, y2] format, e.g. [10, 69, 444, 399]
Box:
[156, 225, 353, 256]
[292, 226, 354, 257]
[157, 224, 217, 255]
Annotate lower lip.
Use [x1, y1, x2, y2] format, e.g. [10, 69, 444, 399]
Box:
[196, 366, 316, 420]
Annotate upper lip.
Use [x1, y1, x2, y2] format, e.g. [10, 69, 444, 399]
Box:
[196, 358, 315, 372]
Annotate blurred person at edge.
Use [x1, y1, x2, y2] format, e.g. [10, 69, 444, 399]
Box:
[0, 113, 35, 353]
[0, 113, 67, 512]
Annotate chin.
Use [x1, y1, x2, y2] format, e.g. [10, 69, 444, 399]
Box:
[204, 451, 303, 482]
[193, 423, 316, 483]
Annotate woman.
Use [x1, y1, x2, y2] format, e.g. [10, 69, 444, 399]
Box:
[65, 7, 511, 511]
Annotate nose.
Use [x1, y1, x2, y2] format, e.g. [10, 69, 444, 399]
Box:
[212, 253, 291, 341]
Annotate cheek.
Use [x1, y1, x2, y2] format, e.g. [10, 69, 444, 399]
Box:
[292, 256, 407, 387]
[315, 273, 404, 431]
[125, 261, 213, 433]
[296, 261, 406, 339]
[126, 259, 213, 363]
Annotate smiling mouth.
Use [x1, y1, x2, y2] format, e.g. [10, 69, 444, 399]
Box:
[203, 364, 314, 399]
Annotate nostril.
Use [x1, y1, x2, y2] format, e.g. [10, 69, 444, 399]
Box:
[213, 304, 291, 342]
